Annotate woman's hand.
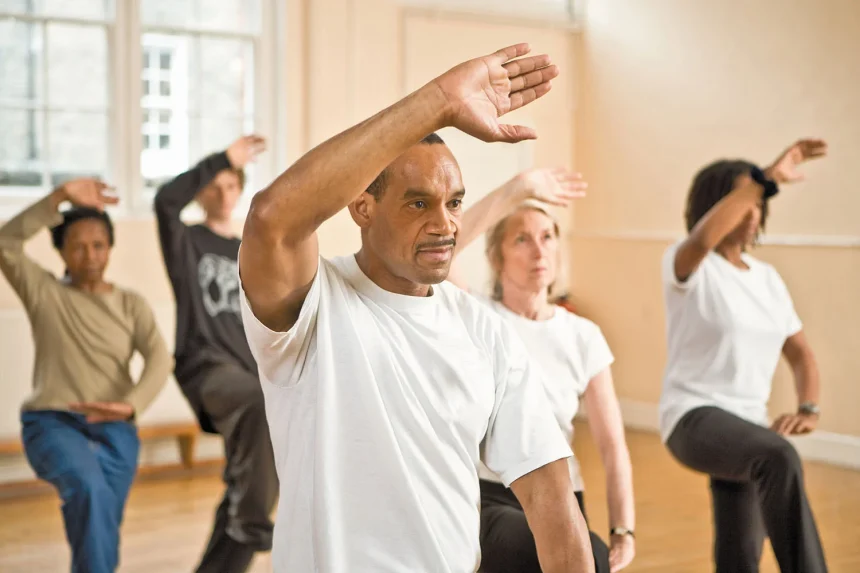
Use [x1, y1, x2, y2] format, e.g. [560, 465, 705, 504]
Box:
[771, 412, 818, 436]
[609, 533, 635, 572]
[764, 139, 827, 184]
[512, 167, 587, 207]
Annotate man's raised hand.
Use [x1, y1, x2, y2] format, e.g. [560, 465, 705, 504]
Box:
[433, 43, 559, 144]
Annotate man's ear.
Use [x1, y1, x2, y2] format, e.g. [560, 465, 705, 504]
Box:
[348, 192, 374, 229]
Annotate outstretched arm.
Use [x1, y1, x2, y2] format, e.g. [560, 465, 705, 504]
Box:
[447, 168, 586, 290]
[673, 138, 827, 283]
[240, 43, 559, 332]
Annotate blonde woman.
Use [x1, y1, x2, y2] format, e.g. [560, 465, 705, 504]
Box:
[448, 168, 635, 573]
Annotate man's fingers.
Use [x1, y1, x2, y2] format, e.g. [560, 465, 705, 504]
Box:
[509, 81, 553, 113]
[494, 124, 538, 143]
[509, 64, 559, 94]
[503, 54, 551, 80]
[489, 43, 531, 65]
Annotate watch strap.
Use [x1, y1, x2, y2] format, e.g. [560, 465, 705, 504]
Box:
[610, 527, 635, 539]
[798, 402, 820, 416]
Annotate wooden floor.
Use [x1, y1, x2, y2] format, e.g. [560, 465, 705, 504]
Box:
[1, 423, 859, 572]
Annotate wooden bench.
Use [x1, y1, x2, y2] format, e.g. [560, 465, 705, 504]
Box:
[0, 422, 200, 469]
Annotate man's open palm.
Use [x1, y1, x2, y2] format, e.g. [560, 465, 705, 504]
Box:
[434, 43, 559, 144]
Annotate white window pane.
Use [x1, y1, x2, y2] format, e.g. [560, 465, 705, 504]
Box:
[0, 19, 43, 105]
[0, 0, 114, 20]
[141, 0, 259, 34]
[48, 111, 107, 183]
[47, 23, 108, 109]
[196, 117, 248, 168]
[189, 37, 254, 117]
[0, 109, 44, 188]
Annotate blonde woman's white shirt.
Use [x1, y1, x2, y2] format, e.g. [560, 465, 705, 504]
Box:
[239, 254, 572, 573]
[659, 241, 803, 443]
[476, 299, 614, 492]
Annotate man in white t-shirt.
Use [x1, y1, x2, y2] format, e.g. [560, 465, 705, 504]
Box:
[237, 44, 594, 572]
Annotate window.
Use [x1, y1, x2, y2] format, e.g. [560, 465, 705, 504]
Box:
[0, 0, 282, 215]
[139, 4, 258, 195]
[0, 0, 112, 195]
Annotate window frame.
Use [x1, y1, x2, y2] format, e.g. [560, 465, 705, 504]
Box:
[0, 0, 287, 220]
[396, 0, 577, 24]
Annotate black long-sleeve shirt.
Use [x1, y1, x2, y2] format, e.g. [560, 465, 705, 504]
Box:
[154, 152, 257, 398]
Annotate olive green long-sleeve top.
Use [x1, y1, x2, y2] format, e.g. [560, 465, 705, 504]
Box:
[0, 195, 173, 416]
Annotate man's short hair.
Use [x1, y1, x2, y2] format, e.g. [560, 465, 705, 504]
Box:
[364, 133, 446, 200]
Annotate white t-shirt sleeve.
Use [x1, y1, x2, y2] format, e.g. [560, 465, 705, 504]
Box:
[770, 268, 803, 338]
[662, 240, 704, 291]
[238, 256, 323, 388]
[482, 323, 573, 487]
[582, 321, 615, 383]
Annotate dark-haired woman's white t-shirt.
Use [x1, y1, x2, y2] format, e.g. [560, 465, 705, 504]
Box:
[477, 299, 614, 492]
[659, 241, 803, 443]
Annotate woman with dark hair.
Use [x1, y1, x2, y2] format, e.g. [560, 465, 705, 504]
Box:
[0, 178, 172, 573]
[660, 139, 829, 573]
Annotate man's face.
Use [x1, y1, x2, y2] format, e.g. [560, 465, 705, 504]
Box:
[353, 143, 465, 287]
[197, 169, 242, 220]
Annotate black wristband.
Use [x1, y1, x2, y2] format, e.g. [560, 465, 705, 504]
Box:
[750, 166, 779, 199]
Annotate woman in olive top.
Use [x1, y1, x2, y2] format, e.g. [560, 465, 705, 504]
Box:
[0, 178, 172, 573]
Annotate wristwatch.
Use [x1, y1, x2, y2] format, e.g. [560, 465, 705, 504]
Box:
[750, 166, 779, 199]
[610, 527, 635, 539]
[798, 402, 820, 416]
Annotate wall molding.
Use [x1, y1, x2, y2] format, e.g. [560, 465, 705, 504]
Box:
[579, 399, 860, 471]
[569, 230, 860, 248]
[398, 1, 582, 32]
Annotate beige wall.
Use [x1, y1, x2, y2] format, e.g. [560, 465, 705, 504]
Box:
[572, 0, 860, 436]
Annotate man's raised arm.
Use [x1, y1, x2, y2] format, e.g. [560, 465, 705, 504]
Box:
[239, 43, 559, 332]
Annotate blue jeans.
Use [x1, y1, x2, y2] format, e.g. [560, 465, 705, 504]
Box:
[21, 410, 140, 573]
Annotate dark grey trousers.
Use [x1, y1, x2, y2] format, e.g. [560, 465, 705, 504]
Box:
[478, 479, 610, 573]
[187, 364, 278, 573]
[666, 406, 828, 573]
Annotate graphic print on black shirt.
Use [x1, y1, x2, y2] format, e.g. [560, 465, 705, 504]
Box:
[198, 253, 241, 317]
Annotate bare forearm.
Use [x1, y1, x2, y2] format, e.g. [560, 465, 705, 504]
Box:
[793, 354, 820, 405]
[689, 182, 763, 252]
[532, 507, 594, 573]
[248, 85, 450, 242]
[455, 178, 526, 254]
[603, 452, 635, 530]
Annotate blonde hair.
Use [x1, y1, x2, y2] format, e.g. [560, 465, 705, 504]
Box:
[485, 199, 561, 301]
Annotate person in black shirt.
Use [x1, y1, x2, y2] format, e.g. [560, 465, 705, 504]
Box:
[154, 134, 276, 573]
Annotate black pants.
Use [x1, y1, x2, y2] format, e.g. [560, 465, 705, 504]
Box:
[666, 406, 828, 573]
[478, 479, 610, 573]
[185, 364, 279, 573]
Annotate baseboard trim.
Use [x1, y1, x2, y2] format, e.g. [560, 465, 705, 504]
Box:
[0, 458, 226, 501]
[579, 399, 860, 471]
